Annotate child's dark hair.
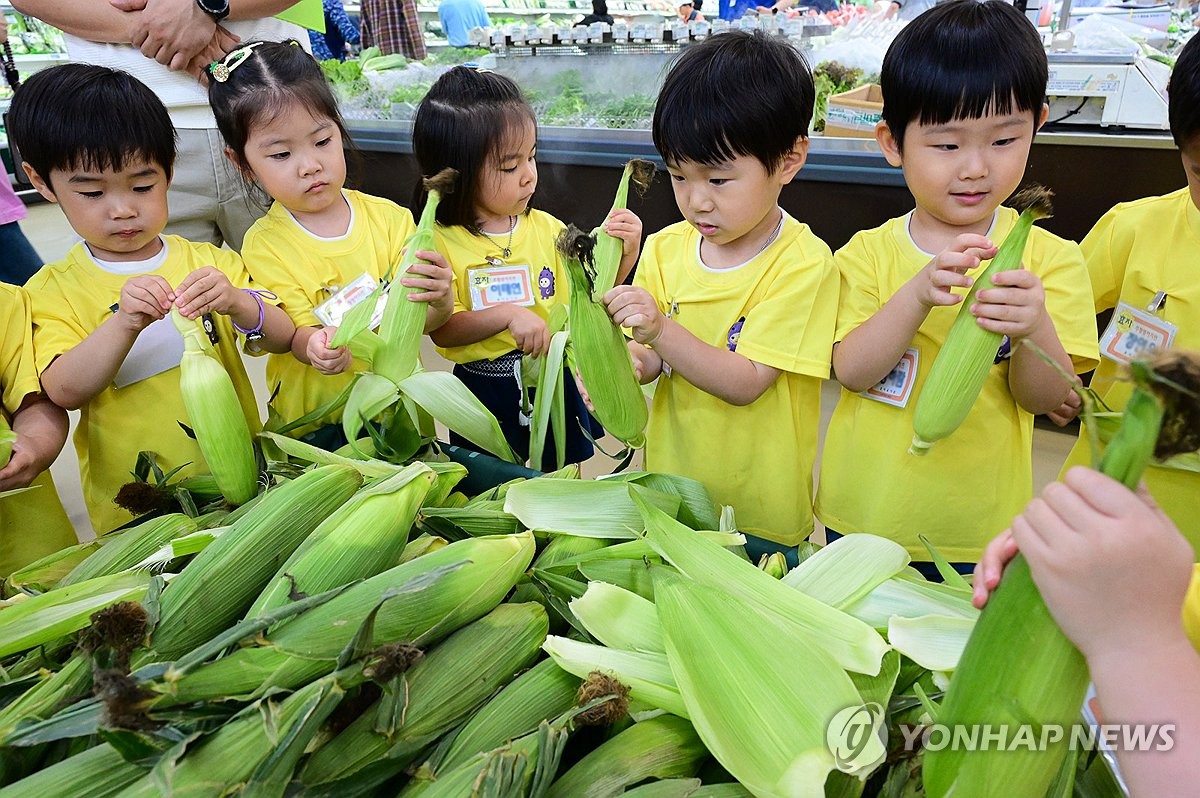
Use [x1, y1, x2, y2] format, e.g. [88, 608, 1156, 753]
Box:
[1169, 34, 1200, 148]
[881, 0, 1046, 151]
[208, 40, 352, 175]
[7, 64, 175, 189]
[412, 66, 537, 229]
[652, 30, 813, 172]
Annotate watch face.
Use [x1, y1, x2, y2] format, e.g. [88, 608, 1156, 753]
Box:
[200, 0, 229, 13]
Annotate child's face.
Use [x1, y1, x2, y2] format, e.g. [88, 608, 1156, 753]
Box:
[26, 158, 169, 262]
[1182, 139, 1200, 214]
[666, 148, 805, 252]
[878, 103, 1048, 241]
[238, 104, 347, 223]
[475, 121, 538, 227]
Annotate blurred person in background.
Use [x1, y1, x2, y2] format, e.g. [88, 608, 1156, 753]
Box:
[678, 0, 705, 22]
[439, 0, 490, 46]
[309, 0, 360, 60]
[1, 9, 43, 285]
[360, 0, 426, 59]
[576, 0, 614, 25]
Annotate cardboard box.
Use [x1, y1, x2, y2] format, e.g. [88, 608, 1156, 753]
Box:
[824, 84, 883, 139]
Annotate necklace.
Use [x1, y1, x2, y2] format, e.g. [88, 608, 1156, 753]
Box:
[501, 215, 516, 258]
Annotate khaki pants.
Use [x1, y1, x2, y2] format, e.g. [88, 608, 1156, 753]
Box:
[166, 128, 267, 251]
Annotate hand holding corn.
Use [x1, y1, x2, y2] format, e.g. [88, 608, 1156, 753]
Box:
[117, 274, 174, 332]
[0, 397, 67, 491]
[306, 326, 353, 375]
[905, 233, 995, 310]
[603, 285, 664, 346]
[603, 208, 644, 281]
[397, 249, 454, 332]
[173, 266, 248, 320]
[970, 267, 1051, 341]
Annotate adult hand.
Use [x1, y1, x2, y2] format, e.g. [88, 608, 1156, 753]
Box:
[186, 25, 241, 82]
[111, 0, 218, 72]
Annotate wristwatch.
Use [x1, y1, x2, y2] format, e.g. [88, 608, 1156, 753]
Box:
[196, 0, 231, 23]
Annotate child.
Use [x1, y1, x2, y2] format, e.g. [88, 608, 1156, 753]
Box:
[1050, 34, 1200, 554]
[207, 40, 453, 449]
[973, 467, 1200, 795]
[603, 31, 837, 563]
[0, 282, 77, 575]
[814, 0, 1098, 576]
[9, 64, 295, 535]
[415, 66, 642, 464]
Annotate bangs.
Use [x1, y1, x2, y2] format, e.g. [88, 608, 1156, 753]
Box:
[910, 48, 1044, 129]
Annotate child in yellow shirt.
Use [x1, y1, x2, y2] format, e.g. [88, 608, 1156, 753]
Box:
[604, 31, 839, 562]
[974, 468, 1200, 796]
[10, 65, 295, 535]
[1050, 35, 1200, 554]
[415, 67, 642, 465]
[207, 41, 453, 448]
[815, 0, 1098, 577]
[0, 283, 77, 575]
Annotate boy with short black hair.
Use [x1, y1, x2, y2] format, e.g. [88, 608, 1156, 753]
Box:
[9, 64, 295, 534]
[604, 31, 838, 562]
[1052, 34, 1200, 553]
[815, 0, 1099, 575]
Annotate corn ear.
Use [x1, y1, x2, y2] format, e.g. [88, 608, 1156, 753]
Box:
[245, 463, 434, 618]
[558, 226, 648, 448]
[60, 514, 197, 587]
[0, 655, 92, 743]
[910, 187, 1054, 454]
[591, 158, 655, 301]
[546, 714, 706, 798]
[148, 464, 363, 658]
[504, 477, 681, 538]
[543, 635, 687, 719]
[399, 533, 449, 564]
[6, 539, 104, 593]
[169, 307, 259, 503]
[0, 743, 143, 798]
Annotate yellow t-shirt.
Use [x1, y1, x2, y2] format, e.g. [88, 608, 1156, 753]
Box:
[26, 237, 262, 535]
[241, 191, 416, 435]
[0, 284, 77, 574]
[634, 215, 839, 546]
[816, 209, 1100, 562]
[1060, 189, 1200, 554]
[434, 210, 567, 364]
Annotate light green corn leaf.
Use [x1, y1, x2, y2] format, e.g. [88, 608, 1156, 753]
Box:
[600, 472, 719, 532]
[781, 533, 911, 609]
[577, 558, 657, 601]
[542, 635, 688, 719]
[844, 575, 978, 631]
[887, 614, 977, 675]
[504, 478, 681, 538]
[6, 539, 104, 593]
[529, 330, 569, 473]
[258, 431, 406, 478]
[569, 580, 664, 653]
[399, 369, 519, 463]
[133, 527, 230, 573]
[342, 372, 401, 448]
[330, 282, 386, 348]
[918, 535, 971, 591]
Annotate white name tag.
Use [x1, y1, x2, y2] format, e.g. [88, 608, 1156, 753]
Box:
[467, 264, 535, 309]
[313, 273, 387, 330]
[1099, 301, 1176, 365]
[114, 315, 185, 389]
[861, 348, 919, 408]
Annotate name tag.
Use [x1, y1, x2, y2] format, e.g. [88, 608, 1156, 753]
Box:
[861, 348, 919, 408]
[313, 273, 387, 330]
[1099, 301, 1176, 365]
[467, 264, 535, 309]
[114, 315, 185, 389]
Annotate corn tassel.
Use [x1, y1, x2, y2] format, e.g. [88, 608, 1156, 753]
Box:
[558, 226, 648, 448]
[299, 601, 548, 787]
[546, 714, 707, 798]
[169, 307, 259, 503]
[925, 352, 1200, 797]
[245, 463, 435, 618]
[910, 187, 1054, 454]
[147, 465, 363, 658]
[60, 513, 197, 587]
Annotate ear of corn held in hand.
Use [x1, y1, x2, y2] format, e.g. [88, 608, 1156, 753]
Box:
[909, 187, 1054, 454]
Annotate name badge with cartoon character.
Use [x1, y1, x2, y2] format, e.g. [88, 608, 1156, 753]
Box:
[313, 273, 387, 330]
[861, 348, 919, 408]
[467, 264, 535, 309]
[1100, 299, 1176, 365]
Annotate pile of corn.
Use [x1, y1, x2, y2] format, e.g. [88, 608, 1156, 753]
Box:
[0, 438, 1128, 797]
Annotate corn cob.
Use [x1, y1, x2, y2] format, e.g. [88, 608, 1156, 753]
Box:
[6, 539, 104, 593]
[155, 533, 535, 705]
[371, 168, 457, 382]
[300, 601, 549, 787]
[925, 352, 1200, 797]
[543, 636, 687, 719]
[245, 463, 435, 618]
[0, 656, 92, 743]
[546, 714, 707, 798]
[59, 513, 197, 587]
[147, 465, 363, 659]
[558, 226, 648, 449]
[169, 307, 259, 503]
[0, 743, 143, 798]
[590, 158, 655, 301]
[909, 187, 1054, 454]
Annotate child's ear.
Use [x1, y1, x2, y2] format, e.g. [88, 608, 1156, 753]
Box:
[23, 164, 58, 204]
[876, 121, 903, 168]
[777, 135, 809, 183]
[223, 146, 253, 180]
[1035, 102, 1049, 132]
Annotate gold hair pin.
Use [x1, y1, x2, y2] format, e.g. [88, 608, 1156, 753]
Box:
[209, 41, 266, 83]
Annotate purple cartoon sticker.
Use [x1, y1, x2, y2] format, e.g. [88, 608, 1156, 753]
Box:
[538, 267, 555, 300]
[726, 316, 746, 352]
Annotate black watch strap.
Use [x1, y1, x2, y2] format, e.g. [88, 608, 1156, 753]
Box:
[197, 0, 231, 22]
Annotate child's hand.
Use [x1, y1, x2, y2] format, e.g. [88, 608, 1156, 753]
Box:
[971, 268, 1050, 341]
[506, 307, 550, 357]
[174, 267, 242, 319]
[1006, 467, 1194, 663]
[605, 209, 643, 260]
[307, 327, 352, 375]
[118, 275, 175, 332]
[404, 250, 454, 321]
[909, 234, 996, 310]
[603, 286, 664, 346]
[971, 528, 1019, 609]
[1046, 377, 1084, 426]
[574, 370, 594, 412]
[0, 439, 41, 491]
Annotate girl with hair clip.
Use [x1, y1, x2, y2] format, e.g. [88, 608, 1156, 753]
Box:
[414, 66, 643, 464]
[207, 40, 453, 449]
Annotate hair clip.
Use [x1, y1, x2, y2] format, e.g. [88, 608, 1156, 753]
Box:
[209, 41, 266, 83]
